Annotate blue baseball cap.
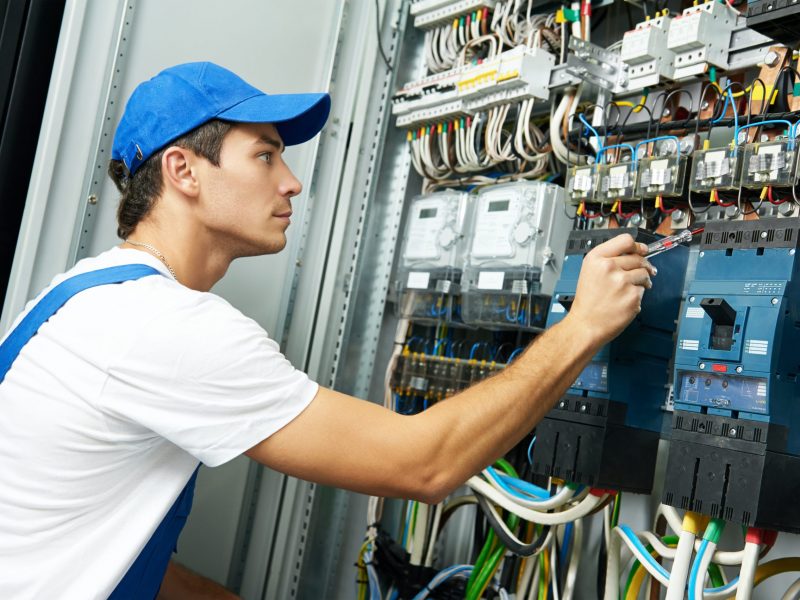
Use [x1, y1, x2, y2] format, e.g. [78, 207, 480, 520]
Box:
[112, 62, 331, 175]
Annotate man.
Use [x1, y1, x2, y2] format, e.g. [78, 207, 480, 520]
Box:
[0, 62, 655, 599]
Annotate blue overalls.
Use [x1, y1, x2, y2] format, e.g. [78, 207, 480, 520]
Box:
[0, 265, 199, 599]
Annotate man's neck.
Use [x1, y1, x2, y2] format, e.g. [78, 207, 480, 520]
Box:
[121, 223, 232, 292]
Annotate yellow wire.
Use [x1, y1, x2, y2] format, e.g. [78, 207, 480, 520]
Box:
[357, 540, 370, 600]
[752, 557, 800, 586]
[542, 550, 550, 600]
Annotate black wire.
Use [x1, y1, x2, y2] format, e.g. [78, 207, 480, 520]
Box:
[654, 88, 695, 138]
[374, 0, 393, 72]
[474, 494, 551, 556]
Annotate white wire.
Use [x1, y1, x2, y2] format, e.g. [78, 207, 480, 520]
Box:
[782, 577, 800, 600]
[666, 529, 697, 600]
[734, 541, 760, 600]
[551, 538, 561, 600]
[423, 502, 443, 567]
[410, 502, 429, 565]
[657, 504, 684, 536]
[468, 476, 604, 525]
[526, 559, 542, 600]
[692, 540, 717, 600]
[562, 518, 583, 600]
[516, 546, 539, 599]
[480, 493, 556, 553]
[480, 471, 582, 510]
[604, 526, 670, 600]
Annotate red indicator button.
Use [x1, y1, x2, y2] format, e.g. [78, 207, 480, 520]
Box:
[712, 364, 728, 373]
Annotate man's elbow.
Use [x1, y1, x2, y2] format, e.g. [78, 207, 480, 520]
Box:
[405, 462, 460, 505]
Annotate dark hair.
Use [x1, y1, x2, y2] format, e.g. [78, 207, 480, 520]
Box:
[108, 119, 233, 239]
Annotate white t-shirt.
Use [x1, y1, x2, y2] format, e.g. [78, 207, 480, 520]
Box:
[0, 247, 318, 599]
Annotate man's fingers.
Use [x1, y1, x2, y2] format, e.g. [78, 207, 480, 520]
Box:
[625, 268, 653, 289]
[589, 233, 648, 258]
[612, 255, 657, 276]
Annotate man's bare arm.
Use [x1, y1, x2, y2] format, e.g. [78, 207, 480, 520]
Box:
[246, 234, 654, 503]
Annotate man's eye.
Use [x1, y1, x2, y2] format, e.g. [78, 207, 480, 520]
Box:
[259, 153, 272, 164]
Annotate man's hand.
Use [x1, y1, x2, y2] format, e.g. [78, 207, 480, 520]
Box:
[566, 233, 655, 346]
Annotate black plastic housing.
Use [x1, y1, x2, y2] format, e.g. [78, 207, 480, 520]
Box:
[533, 396, 660, 493]
[663, 411, 800, 532]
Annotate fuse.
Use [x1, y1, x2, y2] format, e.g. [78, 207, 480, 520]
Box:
[646, 227, 703, 258]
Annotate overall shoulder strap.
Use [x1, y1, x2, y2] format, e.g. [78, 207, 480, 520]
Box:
[0, 264, 162, 383]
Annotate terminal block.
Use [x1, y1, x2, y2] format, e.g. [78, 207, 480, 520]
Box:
[690, 147, 742, 192]
[461, 181, 570, 331]
[566, 165, 596, 205]
[740, 140, 798, 189]
[393, 46, 554, 127]
[596, 160, 638, 203]
[531, 228, 689, 493]
[621, 15, 676, 90]
[638, 154, 689, 198]
[667, 1, 736, 80]
[394, 192, 468, 325]
[410, 0, 497, 29]
[664, 218, 800, 532]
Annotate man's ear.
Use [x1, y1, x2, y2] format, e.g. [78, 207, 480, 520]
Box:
[161, 146, 200, 197]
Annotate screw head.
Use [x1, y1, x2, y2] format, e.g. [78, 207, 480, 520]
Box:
[765, 50, 780, 66]
[729, 427, 738, 437]
[699, 251, 705, 258]
[761, 231, 768, 239]
[699, 362, 706, 370]
[689, 296, 696, 302]
[791, 249, 796, 256]
[736, 365, 743, 373]
[772, 297, 779, 305]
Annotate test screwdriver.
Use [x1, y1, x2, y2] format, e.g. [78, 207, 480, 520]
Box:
[645, 227, 704, 258]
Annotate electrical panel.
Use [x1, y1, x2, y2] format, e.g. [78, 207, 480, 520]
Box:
[461, 181, 570, 330]
[394, 191, 469, 324]
[531, 228, 689, 493]
[663, 218, 800, 532]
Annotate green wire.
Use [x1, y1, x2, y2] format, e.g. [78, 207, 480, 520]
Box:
[621, 535, 726, 598]
[466, 459, 521, 598]
[611, 493, 622, 528]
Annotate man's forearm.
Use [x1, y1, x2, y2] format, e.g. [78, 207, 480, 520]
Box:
[414, 314, 600, 500]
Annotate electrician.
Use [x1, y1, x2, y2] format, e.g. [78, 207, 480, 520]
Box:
[0, 62, 656, 599]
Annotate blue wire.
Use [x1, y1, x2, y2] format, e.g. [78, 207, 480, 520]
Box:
[734, 119, 792, 146]
[527, 435, 536, 464]
[487, 467, 550, 499]
[634, 135, 681, 158]
[560, 522, 574, 568]
[715, 83, 739, 136]
[411, 565, 473, 600]
[688, 538, 709, 600]
[469, 342, 486, 360]
[432, 339, 446, 356]
[578, 113, 602, 150]
[508, 347, 524, 363]
[599, 143, 636, 164]
[619, 525, 671, 581]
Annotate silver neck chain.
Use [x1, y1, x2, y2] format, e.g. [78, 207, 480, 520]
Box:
[124, 240, 179, 283]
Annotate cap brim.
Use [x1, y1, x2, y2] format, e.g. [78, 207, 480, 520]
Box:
[217, 92, 331, 146]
